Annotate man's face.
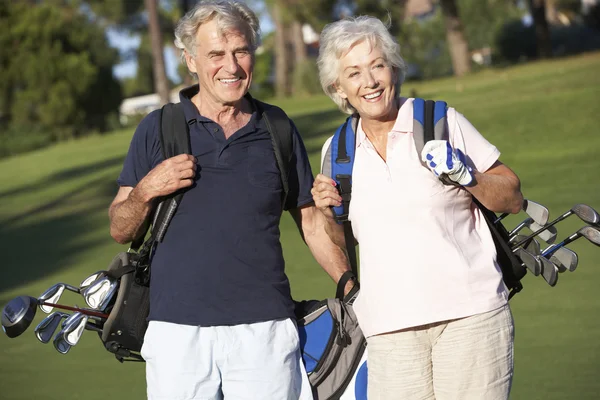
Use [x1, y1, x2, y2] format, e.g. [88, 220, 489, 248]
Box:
[185, 19, 254, 106]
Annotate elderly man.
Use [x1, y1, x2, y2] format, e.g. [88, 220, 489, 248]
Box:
[108, 1, 350, 399]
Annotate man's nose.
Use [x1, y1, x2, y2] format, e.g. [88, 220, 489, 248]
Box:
[223, 53, 239, 74]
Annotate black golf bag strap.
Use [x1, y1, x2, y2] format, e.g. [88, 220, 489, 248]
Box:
[419, 101, 526, 299]
[130, 102, 191, 251]
[255, 99, 293, 210]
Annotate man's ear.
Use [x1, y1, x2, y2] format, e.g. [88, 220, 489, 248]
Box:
[184, 50, 197, 74]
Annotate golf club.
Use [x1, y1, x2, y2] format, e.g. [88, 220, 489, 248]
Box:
[541, 226, 600, 256]
[513, 204, 600, 249]
[80, 271, 105, 292]
[53, 329, 71, 354]
[62, 313, 89, 346]
[514, 246, 541, 276]
[38, 283, 80, 314]
[1, 296, 37, 338]
[34, 311, 69, 344]
[82, 275, 118, 310]
[538, 256, 559, 287]
[39, 301, 109, 319]
[494, 199, 550, 226]
[544, 245, 578, 272]
[509, 218, 557, 244]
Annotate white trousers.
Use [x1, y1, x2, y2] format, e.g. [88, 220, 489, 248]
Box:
[366, 304, 514, 400]
[141, 318, 314, 400]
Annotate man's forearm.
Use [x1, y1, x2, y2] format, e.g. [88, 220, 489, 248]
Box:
[304, 212, 353, 290]
[109, 187, 154, 244]
[466, 170, 523, 214]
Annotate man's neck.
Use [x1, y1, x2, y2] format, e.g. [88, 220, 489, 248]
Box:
[192, 92, 252, 125]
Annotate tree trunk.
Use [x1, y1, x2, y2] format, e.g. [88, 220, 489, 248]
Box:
[439, 0, 471, 77]
[145, 0, 170, 105]
[291, 20, 307, 95]
[528, 0, 552, 59]
[272, 1, 291, 97]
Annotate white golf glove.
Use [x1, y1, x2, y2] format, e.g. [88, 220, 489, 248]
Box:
[421, 140, 474, 186]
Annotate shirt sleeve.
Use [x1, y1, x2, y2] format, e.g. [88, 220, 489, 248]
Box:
[320, 136, 334, 174]
[448, 108, 500, 173]
[284, 121, 315, 211]
[117, 110, 163, 187]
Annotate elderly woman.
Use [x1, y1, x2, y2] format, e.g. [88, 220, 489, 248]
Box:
[312, 16, 524, 400]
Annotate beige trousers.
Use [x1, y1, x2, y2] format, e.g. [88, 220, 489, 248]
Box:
[366, 304, 514, 400]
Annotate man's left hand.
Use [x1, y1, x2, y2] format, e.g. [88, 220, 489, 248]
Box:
[421, 140, 473, 186]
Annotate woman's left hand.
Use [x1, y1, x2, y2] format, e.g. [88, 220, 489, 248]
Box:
[311, 174, 342, 220]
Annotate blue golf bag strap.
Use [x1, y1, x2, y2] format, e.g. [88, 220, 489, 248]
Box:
[330, 116, 355, 222]
[329, 115, 359, 286]
[412, 98, 448, 161]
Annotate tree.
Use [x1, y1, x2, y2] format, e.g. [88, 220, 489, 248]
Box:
[145, 0, 170, 105]
[0, 1, 122, 155]
[439, 0, 471, 76]
[271, 0, 292, 97]
[88, 0, 172, 99]
[528, 0, 553, 58]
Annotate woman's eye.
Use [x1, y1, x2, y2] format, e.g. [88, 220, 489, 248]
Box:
[349, 72, 359, 78]
[375, 64, 384, 69]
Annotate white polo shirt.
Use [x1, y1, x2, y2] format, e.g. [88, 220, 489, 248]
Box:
[321, 98, 508, 338]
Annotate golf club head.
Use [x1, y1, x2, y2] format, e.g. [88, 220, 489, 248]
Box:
[528, 221, 557, 244]
[572, 204, 600, 226]
[515, 247, 542, 276]
[513, 234, 541, 255]
[2, 296, 38, 338]
[82, 275, 117, 310]
[80, 271, 105, 291]
[62, 313, 89, 346]
[545, 245, 578, 273]
[580, 225, 600, 246]
[53, 329, 71, 354]
[34, 311, 69, 344]
[38, 284, 66, 314]
[523, 199, 550, 225]
[538, 256, 559, 287]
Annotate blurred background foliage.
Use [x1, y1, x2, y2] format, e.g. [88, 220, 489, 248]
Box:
[1, 0, 599, 158]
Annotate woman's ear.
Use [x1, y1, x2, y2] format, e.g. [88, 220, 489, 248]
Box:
[334, 84, 348, 99]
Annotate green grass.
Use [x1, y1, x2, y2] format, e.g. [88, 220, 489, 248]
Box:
[1, 52, 600, 399]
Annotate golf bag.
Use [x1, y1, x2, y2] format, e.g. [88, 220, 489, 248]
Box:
[323, 98, 527, 301]
[99, 97, 297, 362]
[296, 271, 368, 399]
[100, 102, 191, 362]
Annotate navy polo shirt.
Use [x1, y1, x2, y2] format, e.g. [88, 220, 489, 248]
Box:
[117, 85, 315, 326]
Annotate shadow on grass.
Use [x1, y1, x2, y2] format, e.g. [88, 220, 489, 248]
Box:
[0, 205, 109, 294]
[0, 155, 124, 200]
[0, 173, 121, 294]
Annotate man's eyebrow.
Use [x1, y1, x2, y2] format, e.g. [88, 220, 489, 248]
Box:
[207, 50, 226, 57]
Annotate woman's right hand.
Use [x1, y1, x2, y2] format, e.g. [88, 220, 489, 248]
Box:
[311, 174, 342, 220]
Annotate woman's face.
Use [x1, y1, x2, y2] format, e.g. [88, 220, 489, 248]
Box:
[335, 40, 397, 121]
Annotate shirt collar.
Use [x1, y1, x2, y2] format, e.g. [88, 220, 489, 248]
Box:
[178, 84, 258, 130]
[356, 97, 412, 148]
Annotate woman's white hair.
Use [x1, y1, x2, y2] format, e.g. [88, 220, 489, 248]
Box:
[174, 0, 260, 75]
[317, 16, 407, 115]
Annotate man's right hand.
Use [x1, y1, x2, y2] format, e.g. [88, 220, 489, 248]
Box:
[311, 174, 341, 220]
[135, 154, 197, 202]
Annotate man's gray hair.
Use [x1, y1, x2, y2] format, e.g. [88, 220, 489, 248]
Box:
[317, 16, 407, 115]
[174, 0, 261, 64]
